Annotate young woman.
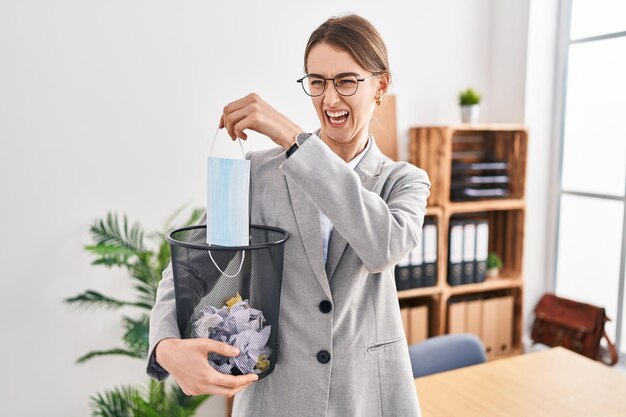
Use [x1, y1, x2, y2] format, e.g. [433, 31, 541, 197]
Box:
[148, 14, 430, 417]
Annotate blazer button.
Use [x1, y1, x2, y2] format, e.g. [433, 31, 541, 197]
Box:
[319, 300, 332, 314]
[317, 350, 331, 364]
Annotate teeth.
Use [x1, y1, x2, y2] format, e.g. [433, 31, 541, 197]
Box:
[326, 110, 348, 118]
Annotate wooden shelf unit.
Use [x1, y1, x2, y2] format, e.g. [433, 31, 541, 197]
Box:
[403, 124, 528, 360]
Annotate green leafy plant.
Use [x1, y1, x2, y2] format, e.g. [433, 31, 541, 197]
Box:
[65, 207, 208, 416]
[486, 252, 503, 270]
[459, 88, 481, 106]
[90, 380, 206, 417]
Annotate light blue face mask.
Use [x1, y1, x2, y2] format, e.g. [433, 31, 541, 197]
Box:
[206, 128, 250, 247]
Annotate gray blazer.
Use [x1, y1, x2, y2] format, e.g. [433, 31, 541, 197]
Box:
[148, 134, 430, 417]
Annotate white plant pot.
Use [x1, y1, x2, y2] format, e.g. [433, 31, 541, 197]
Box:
[486, 267, 499, 278]
[461, 104, 480, 123]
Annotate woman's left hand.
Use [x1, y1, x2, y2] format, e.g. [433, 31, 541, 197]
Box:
[219, 93, 303, 149]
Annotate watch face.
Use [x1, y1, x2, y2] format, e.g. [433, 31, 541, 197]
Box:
[296, 132, 312, 146]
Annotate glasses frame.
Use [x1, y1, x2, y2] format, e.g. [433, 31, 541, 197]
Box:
[296, 72, 380, 97]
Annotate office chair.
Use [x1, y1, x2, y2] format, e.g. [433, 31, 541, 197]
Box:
[409, 333, 487, 378]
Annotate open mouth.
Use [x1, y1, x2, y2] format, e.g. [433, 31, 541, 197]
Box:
[325, 109, 349, 126]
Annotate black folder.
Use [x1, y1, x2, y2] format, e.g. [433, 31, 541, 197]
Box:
[395, 252, 412, 291]
[475, 219, 489, 283]
[423, 220, 438, 287]
[462, 220, 476, 284]
[448, 220, 464, 286]
[409, 237, 424, 289]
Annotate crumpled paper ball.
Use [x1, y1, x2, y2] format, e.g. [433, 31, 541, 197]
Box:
[191, 293, 272, 375]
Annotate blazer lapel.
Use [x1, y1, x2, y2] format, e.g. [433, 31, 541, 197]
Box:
[285, 175, 332, 300]
[325, 137, 384, 281]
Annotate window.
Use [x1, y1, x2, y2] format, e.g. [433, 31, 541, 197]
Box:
[553, 0, 626, 357]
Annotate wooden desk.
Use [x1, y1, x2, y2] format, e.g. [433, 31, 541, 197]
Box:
[414, 347, 626, 417]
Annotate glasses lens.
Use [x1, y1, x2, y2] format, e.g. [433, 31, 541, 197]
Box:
[334, 74, 359, 96]
[304, 75, 326, 96]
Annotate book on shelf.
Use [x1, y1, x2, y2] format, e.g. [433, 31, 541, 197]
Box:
[400, 305, 429, 346]
[395, 252, 412, 291]
[448, 220, 464, 286]
[409, 306, 428, 345]
[448, 218, 490, 286]
[410, 232, 424, 289]
[462, 221, 476, 285]
[475, 220, 489, 283]
[395, 219, 438, 291]
[423, 219, 438, 287]
[446, 295, 514, 359]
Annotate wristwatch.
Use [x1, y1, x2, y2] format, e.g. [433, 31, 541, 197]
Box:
[286, 132, 313, 158]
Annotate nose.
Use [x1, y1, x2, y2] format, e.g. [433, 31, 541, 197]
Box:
[323, 81, 341, 106]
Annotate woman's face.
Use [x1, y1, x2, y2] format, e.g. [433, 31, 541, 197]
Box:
[306, 42, 389, 149]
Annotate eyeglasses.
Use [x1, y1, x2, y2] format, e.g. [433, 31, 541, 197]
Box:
[296, 73, 379, 97]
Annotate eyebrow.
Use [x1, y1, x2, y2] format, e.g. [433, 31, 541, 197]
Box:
[307, 72, 361, 78]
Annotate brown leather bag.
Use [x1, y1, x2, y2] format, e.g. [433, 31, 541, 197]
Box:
[531, 293, 618, 365]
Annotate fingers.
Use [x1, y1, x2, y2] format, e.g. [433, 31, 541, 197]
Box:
[186, 378, 255, 398]
[181, 378, 256, 398]
[223, 107, 252, 141]
[231, 380, 256, 396]
[221, 93, 264, 140]
[227, 380, 257, 397]
[208, 368, 259, 389]
[218, 92, 300, 147]
[233, 119, 249, 141]
[221, 95, 251, 130]
[160, 338, 261, 399]
[197, 338, 241, 357]
[180, 368, 258, 397]
[197, 340, 259, 389]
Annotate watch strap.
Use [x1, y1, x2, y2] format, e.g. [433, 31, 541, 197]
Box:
[286, 142, 299, 158]
[286, 132, 313, 159]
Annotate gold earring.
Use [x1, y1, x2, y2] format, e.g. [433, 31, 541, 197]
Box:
[376, 96, 382, 106]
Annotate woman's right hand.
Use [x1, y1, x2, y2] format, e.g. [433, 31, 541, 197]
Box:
[220, 93, 302, 150]
[155, 338, 259, 398]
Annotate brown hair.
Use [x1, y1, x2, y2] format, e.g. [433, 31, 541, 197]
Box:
[304, 14, 390, 77]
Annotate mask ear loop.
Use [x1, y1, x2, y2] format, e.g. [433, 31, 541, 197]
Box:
[208, 249, 246, 278]
[207, 128, 247, 278]
[209, 127, 245, 158]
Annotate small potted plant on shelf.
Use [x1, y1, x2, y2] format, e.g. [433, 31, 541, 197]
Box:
[486, 252, 503, 278]
[459, 88, 481, 123]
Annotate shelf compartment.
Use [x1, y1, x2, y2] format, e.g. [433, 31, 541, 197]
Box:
[399, 296, 442, 341]
[450, 130, 527, 202]
[446, 209, 525, 285]
[487, 209, 525, 278]
[409, 125, 528, 207]
[446, 287, 523, 360]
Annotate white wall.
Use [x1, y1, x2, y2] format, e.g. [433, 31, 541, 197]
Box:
[522, 0, 561, 342]
[489, 0, 531, 123]
[0, 1, 534, 415]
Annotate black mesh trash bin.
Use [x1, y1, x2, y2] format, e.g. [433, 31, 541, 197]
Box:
[166, 224, 289, 379]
